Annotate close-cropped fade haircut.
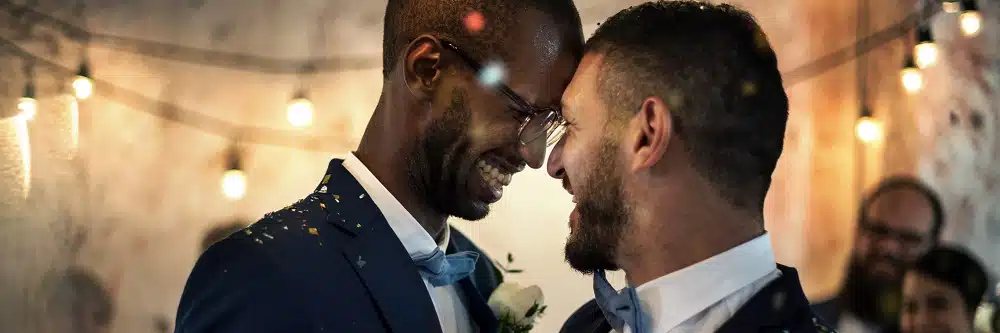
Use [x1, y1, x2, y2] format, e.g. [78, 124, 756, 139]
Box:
[586, 1, 789, 211]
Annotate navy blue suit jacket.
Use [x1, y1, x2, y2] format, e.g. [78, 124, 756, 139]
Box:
[560, 265, 836, 333]
[174, 159, 502, 333]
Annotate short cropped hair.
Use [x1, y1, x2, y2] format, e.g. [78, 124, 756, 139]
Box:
[42, 267, 114, 328]
[910, 246, 989, 314]
[382, 0, 583, 78]
[586, 1, 789, 211]
[859, 175, 945, 241]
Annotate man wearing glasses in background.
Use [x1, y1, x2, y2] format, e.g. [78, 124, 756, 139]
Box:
[813, 176, 946, 333]
[173, 0, 583, 332]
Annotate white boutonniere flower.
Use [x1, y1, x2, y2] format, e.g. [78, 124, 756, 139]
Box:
[489, 253, 547, 333]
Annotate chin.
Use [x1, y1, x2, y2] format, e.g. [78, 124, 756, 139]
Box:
[565, 233, 618, 274]
[450, 201, 490, 221]
[438, 161, 490, 221]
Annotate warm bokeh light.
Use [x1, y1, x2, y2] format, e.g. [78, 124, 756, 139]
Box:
[914, 42, 937, 69]
[17, 98, 37, 121]
[901, 68, 923, 93]
[855, 117, 882, 143]
[960, 11, 982, 36]
[464, 11, 486, 34]
[942, 1, 960, 13]
[286, 98, 314, 128]
[72, 76, 93, 100]
[1, 116, 32, 199]
[221, 169, 247, 200]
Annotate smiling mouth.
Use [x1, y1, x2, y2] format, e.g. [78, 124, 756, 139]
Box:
[475, 158, 515, 202]
[477, 159, 513, 186]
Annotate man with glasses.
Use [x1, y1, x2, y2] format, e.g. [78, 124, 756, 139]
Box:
[174, 1, 583, 332]
[813, 176, 945, 333]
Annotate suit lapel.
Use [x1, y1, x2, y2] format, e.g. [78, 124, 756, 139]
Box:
[447, 234, 499, 333]
[315, 159, 442, 333]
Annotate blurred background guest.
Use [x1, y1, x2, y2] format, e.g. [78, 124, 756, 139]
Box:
[899, 246, 989, 333]
[813, 176, 945, 332]
[39, 267, 114, 333]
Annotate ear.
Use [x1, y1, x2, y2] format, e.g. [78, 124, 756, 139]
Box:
[628, 96, 672, 172]
[403, 35, 444, 101]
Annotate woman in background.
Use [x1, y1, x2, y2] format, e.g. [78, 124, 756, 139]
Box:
[900, 246, 988, 333]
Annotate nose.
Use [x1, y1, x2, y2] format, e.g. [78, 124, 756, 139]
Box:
[518, 135, 546, 169]
[546, 137, 566, 179]
[875, 236, 903, 258]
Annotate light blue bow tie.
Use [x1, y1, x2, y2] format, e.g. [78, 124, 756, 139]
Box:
[411, 248, 480, 287]
[594, 270, 647, 333]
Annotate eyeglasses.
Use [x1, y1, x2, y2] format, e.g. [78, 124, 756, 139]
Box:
[441, 40, 567, 146]
[860, 222, 927, 249]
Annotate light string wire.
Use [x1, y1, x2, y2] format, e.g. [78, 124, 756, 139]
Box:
[0, 2, 960, 152]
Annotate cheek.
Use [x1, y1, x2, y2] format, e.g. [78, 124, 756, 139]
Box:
[466, 101, 520, 145]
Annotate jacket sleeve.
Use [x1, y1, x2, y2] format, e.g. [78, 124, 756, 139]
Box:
[173, 236, 314, 333]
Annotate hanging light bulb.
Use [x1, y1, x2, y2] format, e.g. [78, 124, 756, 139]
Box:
[72, 62, 94, 100]
[286, 91, 314, 128]
[221, 147, 247, 200]
[959, 0, 981, 36]
[855, 107, 882, 143]
[913, 25, 937, 69]
[942, 0, 961, 13]
[901, 56, 923, 93]
[17, 81, 37, 121]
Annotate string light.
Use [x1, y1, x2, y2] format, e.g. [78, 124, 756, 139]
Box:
[959, 0, 981, 37]
[221, 146, 247, 200]
[942, 0, 961, 13]
[17, 81, 37, 121]
[286, 92, 314, 128]
[913, 25, 937, 69]
[901, 56, 923, 93]
[72, 61, 94, 100]
[855, 107, 882, 143]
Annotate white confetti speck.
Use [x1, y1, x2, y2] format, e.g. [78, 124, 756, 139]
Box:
[478, 62, 506, 88]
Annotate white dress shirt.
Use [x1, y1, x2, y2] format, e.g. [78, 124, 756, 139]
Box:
[342, 153, 475, 333]
[620, 233, 781, 333]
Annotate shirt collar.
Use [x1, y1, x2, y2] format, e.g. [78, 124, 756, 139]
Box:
[632, 233, 777, 332]
[341, 153, 447, 256]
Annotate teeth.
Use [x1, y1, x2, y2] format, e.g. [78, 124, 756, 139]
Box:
[477, 158, 512, 189]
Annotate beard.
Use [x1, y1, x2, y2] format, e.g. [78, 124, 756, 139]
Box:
[564, 137, 631, 274]
[406, 89, 486, 221]
[842, 256, 904, 326]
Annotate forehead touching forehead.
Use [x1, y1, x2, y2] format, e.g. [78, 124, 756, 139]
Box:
[561, 53, 608, 121]
[501, 7, 582, 106]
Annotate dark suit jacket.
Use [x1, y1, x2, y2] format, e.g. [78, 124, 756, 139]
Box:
[174, 159, 502, 333]
[560, 265, 835, 333]
[811, 295, 900, 333]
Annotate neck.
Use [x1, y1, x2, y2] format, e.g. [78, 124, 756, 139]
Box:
[618, 175, 764, 287]
[355, 92, 450, 240]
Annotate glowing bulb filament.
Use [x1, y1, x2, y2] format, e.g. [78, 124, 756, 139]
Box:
[221, 169, 247, 200]
[960, 11, 981, 36]
[72, 76, 93, 100]
[286, 98, 314, 128]
[901, 68, 923, 93]
[17, 97, 37, 121]
[856, 117, 882, 143]
[914, 42, 937, 69]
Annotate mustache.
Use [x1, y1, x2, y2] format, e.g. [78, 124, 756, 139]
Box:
[869, 253, 906, 268]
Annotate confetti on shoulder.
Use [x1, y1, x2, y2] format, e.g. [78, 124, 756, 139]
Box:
[359, 193, 366, 199]
[308, 227, 319, 235]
